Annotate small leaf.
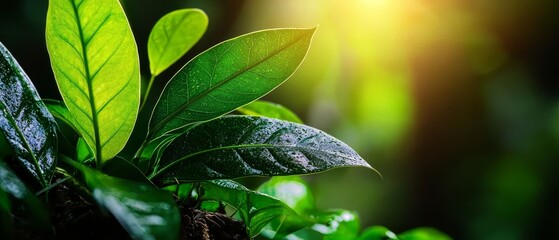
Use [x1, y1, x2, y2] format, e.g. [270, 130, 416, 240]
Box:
[238, 100, 303, 123]
[257, 176, 314, 214]
[148, 28, 316, 139]
[66, 160, 180, 240]
[288, 210, 360, 240]
[200, 180, 301, 237]
[46, 0, 140, 163]
[148, 9, 208, 76]
[76, 137, 93, 163]
[0, 161, 52, 236]
[102, 157, 151, 184]
[44, 99, 79, 133]
[398, 228, 452, 240]
[0, 42, 57, 187]
[357, 226, 399, 240]
[151, 116, 372, 182]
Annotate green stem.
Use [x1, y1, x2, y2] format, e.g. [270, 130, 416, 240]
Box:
[140, 75, 156, 112]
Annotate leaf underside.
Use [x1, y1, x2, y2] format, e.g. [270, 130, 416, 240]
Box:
[46, 0, 140, 163]
[0, 42, 57, 187]
[148, 28, 316, 140]
[151, 116, 372, 182]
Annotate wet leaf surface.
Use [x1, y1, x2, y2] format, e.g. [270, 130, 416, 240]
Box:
[0, 42, 57, 187]
[151, 116, 372, 182]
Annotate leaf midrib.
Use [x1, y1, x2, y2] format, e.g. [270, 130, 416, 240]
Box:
[149, 143, 358, 179]
[70, 0, 103, 162]
[148, 30, 310, 138]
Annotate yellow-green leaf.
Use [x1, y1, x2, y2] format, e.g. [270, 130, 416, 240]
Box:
[148, 9, 208, 76]
[46, 0, 140, 164]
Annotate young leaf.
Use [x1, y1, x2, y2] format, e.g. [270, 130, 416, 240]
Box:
[257, 176, 314, 214]
[200, 180, 302, 237]
[148, 28, 316, 139]
[46, 0, 140, 164]
[65, 159, 180, 240]
[288, 210, 361, 240]
[0, 42, 57, 187]
[238, 100, 303, 123]
[398, 228, 452, 240]
[357, 226, 398, 240]
[148, 9, 208, 76]
[150, 116, 373, 182]
[44, 99, 79, 133]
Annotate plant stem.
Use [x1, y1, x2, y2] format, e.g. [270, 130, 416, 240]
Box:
[140, 74, 156, 112]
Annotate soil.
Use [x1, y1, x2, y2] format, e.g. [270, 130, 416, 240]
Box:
[14, 174, 249, 240]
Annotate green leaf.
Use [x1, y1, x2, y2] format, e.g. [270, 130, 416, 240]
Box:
[289, 210, 361, 240]
[148, 28, 316, 139]
[44, 99, 79, 133]
[148, 8, 208, 76]
[76, 137, 93, 163]
[398, 228, 452, 240]
[46, 0, 140, 164]
[357, 226, 398, 240]
[238, 100, 303, 123]
[257, 176, 314, 214]
[200, 180, 301, 237]
[66, 159, 180, 240]
[0, 161, 52, 236]
[0, 42, 57, 187]
[102, 157, 151, 184]
[150, 116, 372, 182]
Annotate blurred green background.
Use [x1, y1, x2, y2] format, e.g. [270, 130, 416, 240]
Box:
[1, 0, 558, 239]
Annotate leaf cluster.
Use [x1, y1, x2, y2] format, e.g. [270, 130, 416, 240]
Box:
[0, 0, 449, 239]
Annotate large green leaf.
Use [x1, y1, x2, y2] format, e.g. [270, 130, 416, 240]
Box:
[46, 0, 140, 163]
[0, 161, 52, 236]
[148, 28, 316, 139]
[0, 42, 57, 187]
[238, 100, 303, 123]
[65, 159, 180, 240]
[150, 116, 372, 182]
[199, 180, 302, 237]
[148, 8, 208, 76]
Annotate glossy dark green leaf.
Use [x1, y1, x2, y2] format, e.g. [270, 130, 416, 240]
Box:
[0, 42, 57, 187]
[0, 161, 52, 236]
[238, 100, 303, 123]
[151, 116, 372, 182]
[357, 226, 398, 240]
[398, 228, 452, 240]
[46, 0, 140, 163]
[148, 28, 316, 139]
[44, 99, 79, 133]
[148, 9, 208, 76]
[257, 176, 314, 214]
[66, 160, 180, 240]
[200, 180, 300, 237]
